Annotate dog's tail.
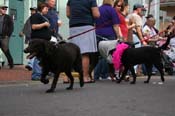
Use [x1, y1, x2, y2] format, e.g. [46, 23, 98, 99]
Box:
[159, 35, 171, 50]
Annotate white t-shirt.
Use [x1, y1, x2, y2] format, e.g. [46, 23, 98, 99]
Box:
[127, 12, 143, 32]
[142, 25, 157, 37]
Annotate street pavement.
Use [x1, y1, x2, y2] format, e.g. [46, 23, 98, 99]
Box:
[0, 75, 175, 116]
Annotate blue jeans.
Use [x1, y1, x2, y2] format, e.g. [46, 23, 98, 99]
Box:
[142, 64, 157, 75]
[32, 57, 42, 79]
[133, 34, 141, 48]
[27, 57, 35, 68]
[133, 34, 141, 72]
[94, 58, 109, 80]
[94, 35, 115, 80]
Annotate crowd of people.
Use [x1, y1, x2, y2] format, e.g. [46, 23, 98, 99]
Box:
[0, 0, 175, 81]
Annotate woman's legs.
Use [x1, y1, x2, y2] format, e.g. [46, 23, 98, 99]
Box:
[82, 53, 91, 82]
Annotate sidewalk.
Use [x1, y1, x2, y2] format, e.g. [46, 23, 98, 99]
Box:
[0, 65, 31, 83]
[0, 65, 80, 84]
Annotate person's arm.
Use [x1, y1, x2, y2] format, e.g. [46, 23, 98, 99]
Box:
[32, 22, 50, 30]
[113, 24, 123, 40]
[6, 15, 14, 36]
[136, 26, 147, 45]
[91, 7, 100, 19]
[128, 23, 136, 30]
[66, 5, 70, 19]
[19, 18, 31, 37]
[57, 19, 62, 27]
[126, 16, 136, 30]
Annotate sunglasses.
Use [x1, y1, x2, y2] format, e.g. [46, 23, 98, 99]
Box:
[117, 5, 122, 7]
[1, 7, 7, 10]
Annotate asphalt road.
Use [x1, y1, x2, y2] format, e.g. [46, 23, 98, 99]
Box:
[0, 76, 175, 116]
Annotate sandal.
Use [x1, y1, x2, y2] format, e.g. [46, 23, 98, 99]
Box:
[63, 81, 69, 84]
[84, 80, 95, 83]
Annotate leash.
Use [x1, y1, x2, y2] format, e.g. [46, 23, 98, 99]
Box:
[66, 0, 167, 40]
[67, 20, 112, 40]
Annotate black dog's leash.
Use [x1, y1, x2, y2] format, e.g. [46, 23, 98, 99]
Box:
[67, 20, 113, 40]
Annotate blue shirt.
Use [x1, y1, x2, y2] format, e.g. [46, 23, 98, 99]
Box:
[95, 4, 120, 37]
[44, 8, 59, 33]
[67, 0, 97, 27]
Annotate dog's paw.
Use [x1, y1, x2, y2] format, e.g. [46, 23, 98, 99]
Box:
[46, 89, 54, 93]
[130, 81, 136, 84]
[66, 87, 73, 90]
[41, 79, 49, 84]
[144, 81, 149, 84]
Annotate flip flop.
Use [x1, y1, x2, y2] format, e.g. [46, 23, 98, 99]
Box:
[63, 81, 69, 84]
[84, 80, 95, 83]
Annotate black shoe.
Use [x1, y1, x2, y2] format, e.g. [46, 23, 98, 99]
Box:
[25, 65, 32, 71]
[2, 61, 5, 67]
[9, 64, 14, 69]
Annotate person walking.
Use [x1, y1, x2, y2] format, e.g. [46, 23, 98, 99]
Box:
[30, 3, 51, 80]
[45, 0, 62, 39]
[127, 3, 146, 47]
[114, 1, 134, 42]
[127, 3, 147, 76]
[44, 0, 64, 80]
[94, 0, 121, 80]
[66, 0, 100, 83]
[0, 4, 14, 69]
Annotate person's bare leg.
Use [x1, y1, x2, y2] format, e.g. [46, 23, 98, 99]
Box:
[82, 54, 90, 82]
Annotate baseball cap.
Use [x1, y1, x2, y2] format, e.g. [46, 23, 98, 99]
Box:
[133, 3, 144, 10]
[0, 4, 8, 8]
[30, 7, 37, 11]
[146, 14, 154, 19]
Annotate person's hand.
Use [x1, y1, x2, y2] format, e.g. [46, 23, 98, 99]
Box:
[141, 38, 148, 46]
[19, 32, 24, 38]
[142, 41, 147, 46]
[131, 23, 136, 28]
[44, 22, 50, 27]
[57, 20, 62, 27]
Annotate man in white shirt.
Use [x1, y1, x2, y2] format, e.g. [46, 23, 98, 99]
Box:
[142, 15, 159, 46]
[128, 3, 147, 47]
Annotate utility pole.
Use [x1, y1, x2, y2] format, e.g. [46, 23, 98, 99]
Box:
[147, 0, 153, 15]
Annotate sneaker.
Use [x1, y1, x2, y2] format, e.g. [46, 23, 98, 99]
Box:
[1, 61, 5, 67]
[152, 71, 157, 75]
[107, 77, 112, 80]
[9, 63, 14, 69]
[25, 65, 32, 71]
[31, 77, 40, 81]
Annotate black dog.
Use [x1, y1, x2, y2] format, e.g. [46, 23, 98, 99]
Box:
[117, 36, 171, 84]
[24, 39, 84, 93]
